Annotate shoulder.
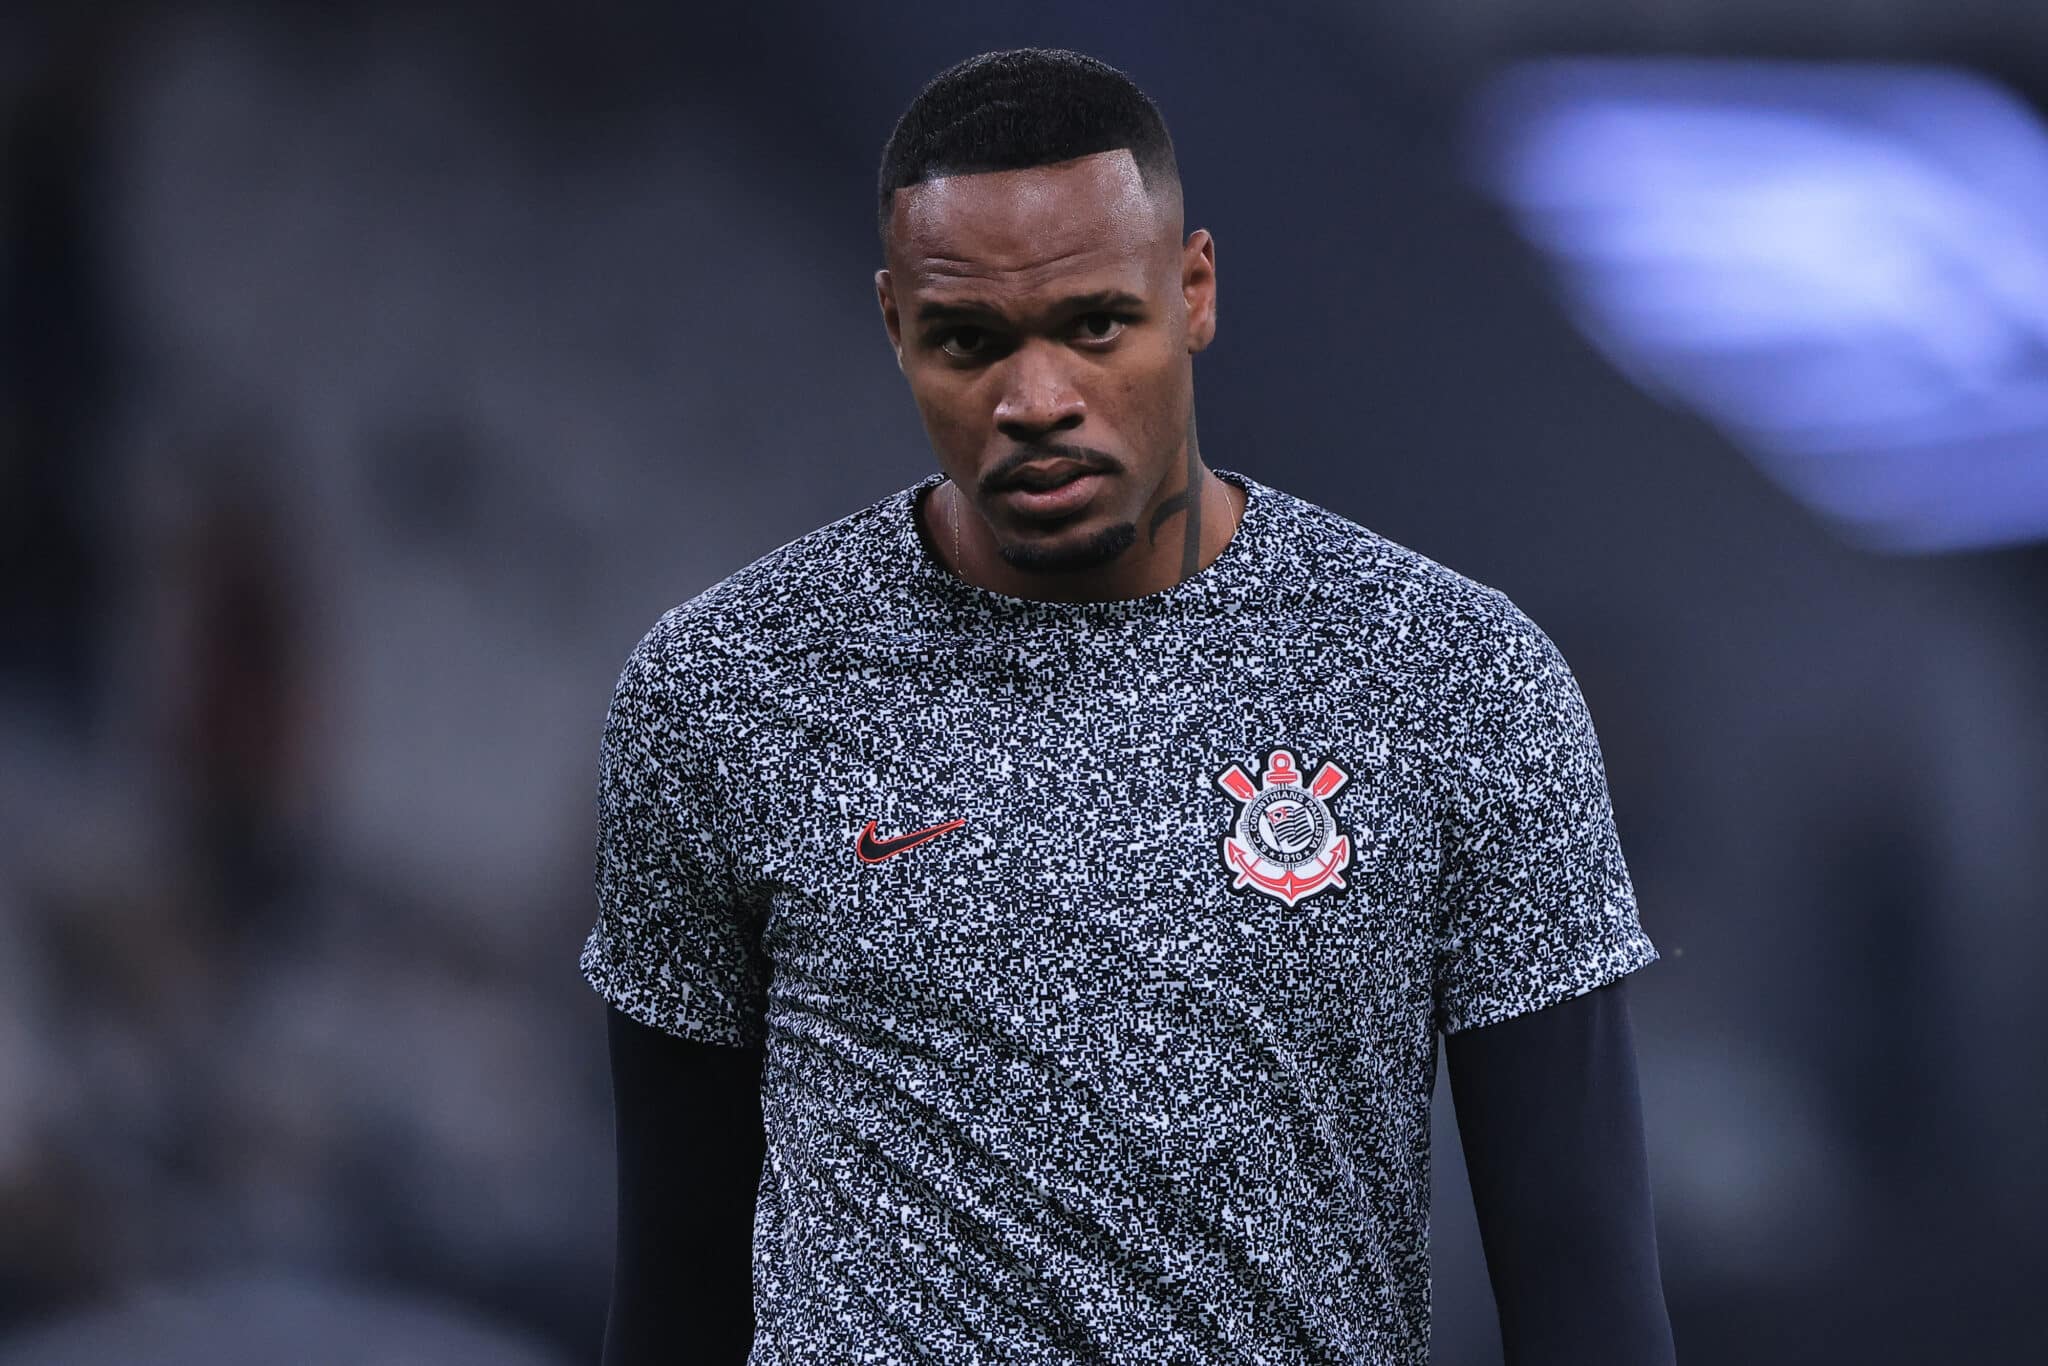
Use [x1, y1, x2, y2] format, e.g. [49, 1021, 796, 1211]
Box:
[1250, 477, 1548, 679]
[620, 486, 907, 695]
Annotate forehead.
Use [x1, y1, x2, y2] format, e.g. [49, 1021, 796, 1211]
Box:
[888, 149, 1171, 298]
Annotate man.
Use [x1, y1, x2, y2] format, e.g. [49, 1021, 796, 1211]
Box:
[585, 47, 1677, 1365]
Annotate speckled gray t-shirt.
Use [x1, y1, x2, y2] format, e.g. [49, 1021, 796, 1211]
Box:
[581, 467, 1658, 1365]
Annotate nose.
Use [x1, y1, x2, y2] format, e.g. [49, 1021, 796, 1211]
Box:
[992, 340, 1085, 443]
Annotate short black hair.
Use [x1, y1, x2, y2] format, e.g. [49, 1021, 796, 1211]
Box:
[876, 47, 1181, 248]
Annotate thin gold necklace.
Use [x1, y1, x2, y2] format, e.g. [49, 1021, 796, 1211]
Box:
[950, 479, 963, 576]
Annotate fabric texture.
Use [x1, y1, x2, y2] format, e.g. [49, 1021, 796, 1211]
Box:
[596, 980, 1677, 1366]
[580, 467, 1659, 1364]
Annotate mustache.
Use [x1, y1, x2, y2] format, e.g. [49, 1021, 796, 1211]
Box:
[984, 444, 1121, 493]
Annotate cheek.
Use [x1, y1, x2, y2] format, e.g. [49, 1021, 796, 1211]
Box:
[1102, 344, 1188, 444]
[909, 376, 981, 449]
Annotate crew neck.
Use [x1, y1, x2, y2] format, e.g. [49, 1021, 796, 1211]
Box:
[891, 466, 1277, 629]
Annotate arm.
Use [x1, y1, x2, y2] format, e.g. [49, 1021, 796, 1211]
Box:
[1445, 979, 1677, 1366]
[602, 1003, 766, 1366]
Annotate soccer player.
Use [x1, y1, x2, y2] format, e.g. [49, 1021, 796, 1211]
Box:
[585, 47, 1677, 1366]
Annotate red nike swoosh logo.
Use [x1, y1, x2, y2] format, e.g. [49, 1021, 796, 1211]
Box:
[856, 817, 966, 864]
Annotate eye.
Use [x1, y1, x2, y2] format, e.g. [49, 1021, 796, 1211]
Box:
[938, 327, 991, 360]
[1075, 312, 1128, 343]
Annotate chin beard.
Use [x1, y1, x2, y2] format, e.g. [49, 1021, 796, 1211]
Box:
[995, 520, 1138, 574]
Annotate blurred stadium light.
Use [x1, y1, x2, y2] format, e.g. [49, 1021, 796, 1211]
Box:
[1465, 58, 2048, 555]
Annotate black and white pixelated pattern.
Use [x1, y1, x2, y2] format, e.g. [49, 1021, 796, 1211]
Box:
[581, 467, 1658, 1364]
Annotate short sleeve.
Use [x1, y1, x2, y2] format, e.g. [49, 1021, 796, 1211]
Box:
[1432, 597, 1658, 1035]
[579, 622, 770, 1048]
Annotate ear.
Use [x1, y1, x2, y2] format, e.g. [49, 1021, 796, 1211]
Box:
[876, 268, 904, 370]
[1182, 229, 1217, 355]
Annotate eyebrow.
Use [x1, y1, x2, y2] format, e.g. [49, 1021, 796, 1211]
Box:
[914, 289, 1147, 326]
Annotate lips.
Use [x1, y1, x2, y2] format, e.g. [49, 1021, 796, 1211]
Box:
[1004, 460, 1101, 493]
[999, 469, 1107, 519]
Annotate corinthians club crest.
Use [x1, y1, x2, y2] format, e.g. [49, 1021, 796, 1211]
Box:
[1213, 748, 1355, 908]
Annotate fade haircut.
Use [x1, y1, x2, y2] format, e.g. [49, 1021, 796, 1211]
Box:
[876, 47, 1182, 248]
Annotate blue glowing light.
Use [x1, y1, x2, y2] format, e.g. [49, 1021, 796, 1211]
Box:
[1468, 59, 2048, 554]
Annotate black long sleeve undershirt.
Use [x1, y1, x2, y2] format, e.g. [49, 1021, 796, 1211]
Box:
[601, 979, 1673, 1364]
[602, 1007, 765, 1366]
[1445, 979, 1678, 1365]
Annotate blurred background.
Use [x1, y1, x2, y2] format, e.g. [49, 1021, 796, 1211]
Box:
[4, 0, 2046, 1361]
